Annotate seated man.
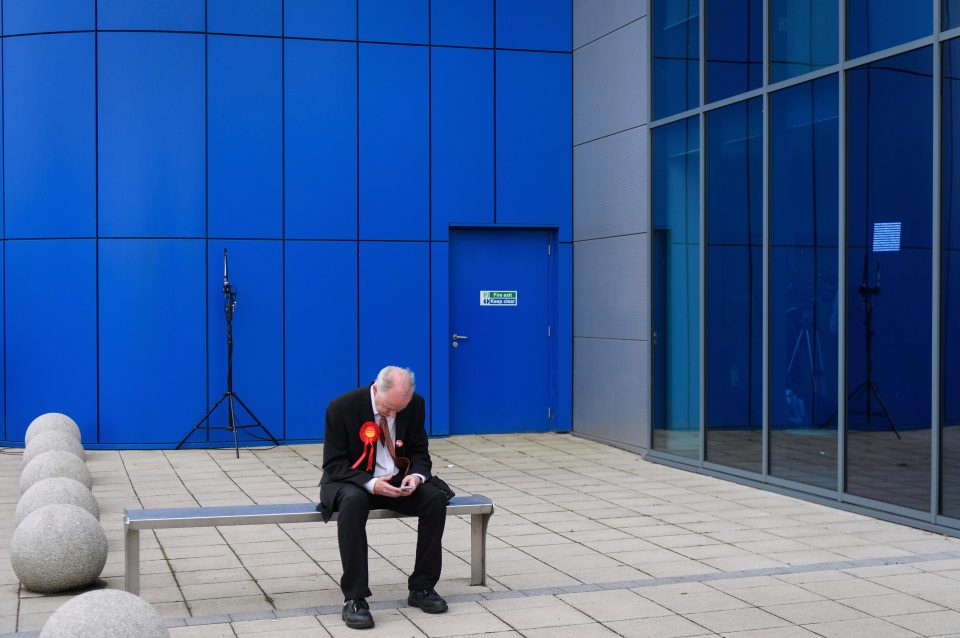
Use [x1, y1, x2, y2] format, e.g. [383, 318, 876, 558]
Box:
[318, 366, 448, 630]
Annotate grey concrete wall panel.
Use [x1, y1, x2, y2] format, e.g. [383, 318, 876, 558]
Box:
[573, 336, 648, 450]
[573, 0, 647, 49]
[574, 234, 648, 340]
[573, 17, 647, 145]
[574, 126, 647, 241]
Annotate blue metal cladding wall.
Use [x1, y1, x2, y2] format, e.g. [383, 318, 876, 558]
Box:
[0, 0, 572, 445]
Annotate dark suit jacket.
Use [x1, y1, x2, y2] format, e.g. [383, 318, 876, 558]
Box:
[318, 385, 432, 519]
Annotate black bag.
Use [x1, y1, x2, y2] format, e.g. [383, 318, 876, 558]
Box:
[426, 475, 456, 503]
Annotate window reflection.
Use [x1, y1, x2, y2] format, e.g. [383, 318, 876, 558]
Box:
[941, 39, 960, 520]
[769, 77, 839, 490]
[947, 0, 960, 30]
[848, 0, 931, 59]
[846, 48, 932, 511]
[706, 98, 763, 473]
[771, 0, 838, 82]
[653, 117, 700, 459]
[652, 0, 699, 120]
[706, 0, 761, 103]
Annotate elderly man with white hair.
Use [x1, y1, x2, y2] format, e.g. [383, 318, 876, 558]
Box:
[317, 366, 448, 629]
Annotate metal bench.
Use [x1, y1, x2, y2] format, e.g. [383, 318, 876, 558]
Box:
[123, 495, 494, 595]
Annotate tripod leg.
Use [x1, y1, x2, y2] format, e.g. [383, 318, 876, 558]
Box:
[228, 394, 240, 458]
[867, 382, 901, 440]
[232, 393, 281, 446]
[176, 393, 230, 449]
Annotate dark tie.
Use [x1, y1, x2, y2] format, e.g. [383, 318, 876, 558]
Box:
[379, 415, 409, 476]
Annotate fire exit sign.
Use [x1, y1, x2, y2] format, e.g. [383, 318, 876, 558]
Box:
[479, 290, 518, 306]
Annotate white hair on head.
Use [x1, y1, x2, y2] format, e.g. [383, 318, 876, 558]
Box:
[375, 366, 416, 394]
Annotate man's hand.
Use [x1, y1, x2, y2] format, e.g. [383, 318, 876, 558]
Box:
[372, 477, 404, 498]
[400, 474, 422, 494]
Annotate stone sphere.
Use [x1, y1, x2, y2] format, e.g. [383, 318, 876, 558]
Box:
[24, 413, 81, 445]
[11, 504, 107, 593]
[16, 477, 100, 526]
[21, 450, 93, 493]
[39, 589, 170, 638]
[23, 430, 85, 468]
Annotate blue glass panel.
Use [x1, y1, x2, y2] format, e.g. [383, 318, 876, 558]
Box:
[941, 39, 960, 518]
[431, 0, 492, 47]
[285, 241, 358, 440]
[97, 0, 205, 31]
[769, 76, 839, 490]
[359, 44, 428, 240]
[3, 0, 93, 35]
[5, 240, 97, 442]
[706, 0, 762, 103]
[4, 34, 95, 238]
[652, 0, 699, 119]
[99, 240, 205, 444]
[496, 0, 571, 52]
[652, 116, 700, 459]
[771, 0, 839, 82]
[208, 0, 281, 36]
[848, 0, 931, 59]
[846, 47, 931, 511]
[496, 51, 572, 241]
[359, 242, 430, 430]
[285, 0, 356, 39]
[98, 33, 205, 238]
[208, 36, 282, 239]
[705, 97, 762, 473]
[285, 40, 357, 240]
[359, 0, 428, 44]
[431, 47, 494, 240]
[947, 0, 960, 30]
[203, 241, 283, 445]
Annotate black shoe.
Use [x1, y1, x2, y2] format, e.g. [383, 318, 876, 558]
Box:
[407, 589, 448, 614]
[342, 598, 374, 629]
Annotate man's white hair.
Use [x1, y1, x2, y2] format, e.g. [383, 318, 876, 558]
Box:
[375, 366, 416, 394]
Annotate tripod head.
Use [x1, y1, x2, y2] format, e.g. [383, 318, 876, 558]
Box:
[223, 248, 237, 320]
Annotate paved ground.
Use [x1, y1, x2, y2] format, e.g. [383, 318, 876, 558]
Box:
[2, 433, 960, 637]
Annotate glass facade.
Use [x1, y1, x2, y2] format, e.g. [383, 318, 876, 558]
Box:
[652, 117, 700, 459]
[652, 0, 699, 120]
[942, 39, 960, 520]
[845, 48, 932, 511]
[706, 0, 762, 103]
[847, 0, 931, 59]
[769, 76, 839, 490]
[705, 98, 763, 473]
[771, 0, 838, 82]
[650, 2, 960, 531]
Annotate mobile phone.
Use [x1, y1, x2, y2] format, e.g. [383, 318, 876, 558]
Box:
[400, 484, 415, 490]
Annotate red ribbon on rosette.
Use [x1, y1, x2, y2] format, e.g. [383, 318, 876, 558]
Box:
[351, 421, 380, 472]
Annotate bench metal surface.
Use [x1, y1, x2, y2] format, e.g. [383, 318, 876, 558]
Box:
[123, 494, 494, 595]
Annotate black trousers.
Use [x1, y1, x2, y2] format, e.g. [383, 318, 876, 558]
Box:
[320, 479, 447, 600]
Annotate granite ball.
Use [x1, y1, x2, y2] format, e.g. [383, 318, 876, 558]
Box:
[39, 589, 170, 638]
[20, 451, 93, 493]
[11, 504, 107, 593]
[22, 430, 86, 468]
[16, 477, 100, 526]
[24, 413, 81, 445]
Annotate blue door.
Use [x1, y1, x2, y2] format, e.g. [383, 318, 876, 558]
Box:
[449, 229, 553, 434]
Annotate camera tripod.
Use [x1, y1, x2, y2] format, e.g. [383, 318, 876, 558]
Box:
[821, 259, 900, 439]
[177, 249, 280, 457]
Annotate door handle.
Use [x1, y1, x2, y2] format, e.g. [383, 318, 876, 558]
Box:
[452, 334, 469, 340]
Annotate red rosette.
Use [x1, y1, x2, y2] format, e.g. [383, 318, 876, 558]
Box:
[351, 421, 380, 471]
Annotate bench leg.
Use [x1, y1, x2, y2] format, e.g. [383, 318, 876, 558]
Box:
[470, 512, 490, 586]
[125, 527, 140, 595]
